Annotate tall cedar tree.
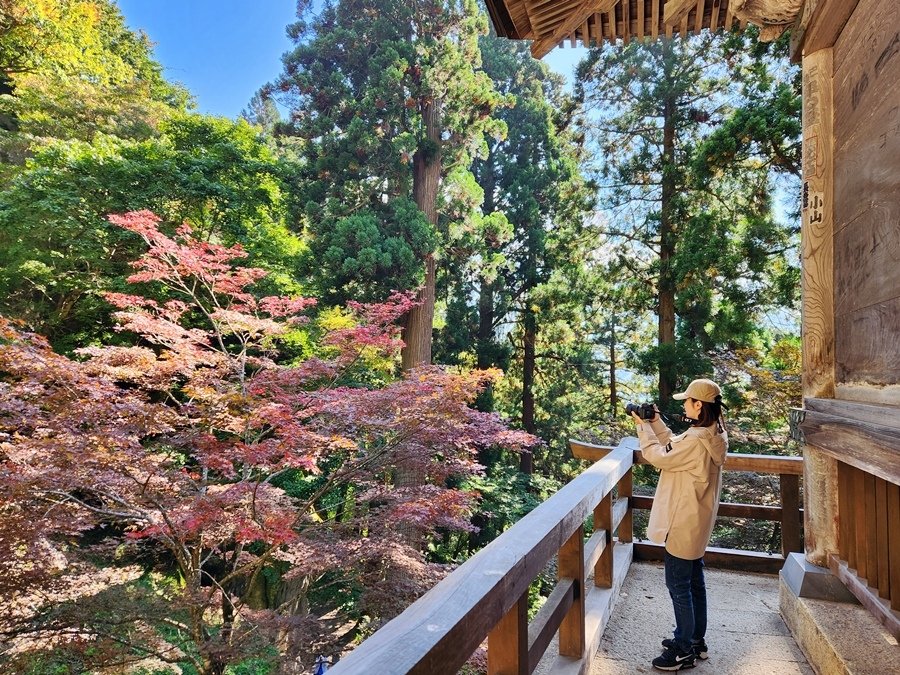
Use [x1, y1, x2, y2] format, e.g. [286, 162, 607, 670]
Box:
[272, 0, 507, 370]
[576, 31, 799, 402]
[444, 35, 594, 473]
[0, 211, 536, 673]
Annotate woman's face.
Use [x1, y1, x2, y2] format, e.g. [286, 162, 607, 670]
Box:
[684, 397, 703, 419]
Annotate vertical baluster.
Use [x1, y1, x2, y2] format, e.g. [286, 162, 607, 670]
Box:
[488, 590, 528, 675]
[617, 468, 633, 544]
[887, 481, 900, 612]
[595, 492, 613, 588]
[780, 473, 802, 555]
[875, 475, 889, 599]
[864, 471, 878, 586]
[838, 461, 852, 565]
[559, 524, 585, 658]
[853, 466, 868, 579]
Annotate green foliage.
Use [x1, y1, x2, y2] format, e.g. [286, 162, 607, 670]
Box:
[0, 114, 303, 350]
[576, 31, 801, 400]
[273, 0, 509, 304]
[0, 0, 190, 172]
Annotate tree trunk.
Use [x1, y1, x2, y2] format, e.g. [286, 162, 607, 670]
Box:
[402, 98, 441, 371]
[475, 278, 496, 412]
[658, 90, 677, 403]
[608, 316, 618, 415]
[520, 307, 536, 475]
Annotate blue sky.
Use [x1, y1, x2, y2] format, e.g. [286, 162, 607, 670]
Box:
[117, 0, 586, 119]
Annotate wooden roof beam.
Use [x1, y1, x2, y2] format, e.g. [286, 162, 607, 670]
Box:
[531, 0, 618, 58]
[664, 0, 696, 26]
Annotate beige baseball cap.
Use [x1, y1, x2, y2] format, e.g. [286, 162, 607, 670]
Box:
[672, 378, 721, 403]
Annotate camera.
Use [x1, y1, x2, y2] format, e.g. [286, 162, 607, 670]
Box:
[625, 402, 657, 420]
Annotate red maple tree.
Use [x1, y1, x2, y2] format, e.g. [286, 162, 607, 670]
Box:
[0, 211, 536, 673]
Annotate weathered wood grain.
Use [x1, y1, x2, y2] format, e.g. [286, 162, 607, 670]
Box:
[790, 0, 861, 60]
[558, 525, 586, 658]
[488, 591, 528, 675]
[801, 48, 836, 400]
[834, 298, 900, 388]
[888, 481, 900, 610]
[829, 554, 900, 638]
[781, 473, 803, 555]
[801, 406, 900, 485]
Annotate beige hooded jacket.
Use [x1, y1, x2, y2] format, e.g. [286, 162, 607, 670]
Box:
[636, 418, 728, 560]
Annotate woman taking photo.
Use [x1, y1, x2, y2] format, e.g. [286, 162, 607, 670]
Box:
[630, 378, 728, 671]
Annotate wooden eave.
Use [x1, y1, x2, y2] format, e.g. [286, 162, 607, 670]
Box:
[491, 0, 750, 59]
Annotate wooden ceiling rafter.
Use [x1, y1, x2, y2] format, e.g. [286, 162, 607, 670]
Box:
[485, 0, 795, 59]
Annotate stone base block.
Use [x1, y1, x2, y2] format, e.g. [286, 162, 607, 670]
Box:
[780, 552, 858, 602]
[780, 563, 900, 675]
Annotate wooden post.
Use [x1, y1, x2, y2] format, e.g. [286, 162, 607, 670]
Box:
[558, 524, 585, 658]
[617, 469, 633, 544]
[594, 492, 613, 587]
[488, 590, 528, 675]
[780, 473, 802, 555]
[801, 47, 839, 567]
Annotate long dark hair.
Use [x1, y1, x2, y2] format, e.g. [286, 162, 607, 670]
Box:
[692, 396, 726, 431]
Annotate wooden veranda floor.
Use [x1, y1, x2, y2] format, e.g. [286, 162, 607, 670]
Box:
[592, 562, 812, 674]
[534, 561, 813, 675]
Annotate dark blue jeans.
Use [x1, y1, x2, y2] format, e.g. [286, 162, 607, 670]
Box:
[664, 550, 707, 652]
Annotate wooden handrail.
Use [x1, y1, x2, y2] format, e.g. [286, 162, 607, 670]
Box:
[570, 438, 805, 564]
[329, 440, 636, 675]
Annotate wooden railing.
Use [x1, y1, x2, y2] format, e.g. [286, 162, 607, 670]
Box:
[571, 440, 805, 573]
[801, 397, 900, 638]
[329, 437, 805, 673]
[329, 439, 637, 675]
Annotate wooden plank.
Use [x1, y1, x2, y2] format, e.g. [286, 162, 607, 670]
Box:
[632, 494, 786, 521]
[622, 0, 630, 44]
[527, 580, 574, 672]
[558, 525, 586, 658]
[790, 0, 861, 60]
[710, 0, 720, 32]
[594, 492, 613, 588]
[801, 48, 835, 400]
[634, 542, 785, 574]
[838, 461, 852, 562]
[781, 473, 803, 555]
[637, 0, 645, 39]
[570, 439, 615, 461]
[617, 468, 633, 543]
[605, 9, 615, 43]
[663, 0, 694, 26]
[832, 0, 900, 149]
[725, 2, 733, 31]
[488, 591, 528, 675]
[801, 408, 900, 485]
[806, 398, 900, 431]
[888, 481, 900, 611]
[592, 12, 602, 45]
[835, 299, 900, 393]
[635, 450, 804, 475]
[584, 528, 608, 573]
[854, 466, 868, 580]
[651, 0, 659, 39]
[875, 476, 890, 599]
[865, 471, 879, 587]
[693, 0, 705, 34]
[612, 496, 628, 532]
[829, 554, 900, 638]
[327, 442, 633, 674]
